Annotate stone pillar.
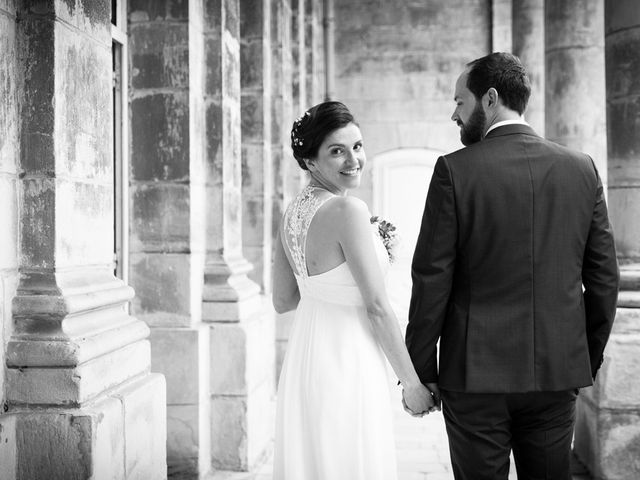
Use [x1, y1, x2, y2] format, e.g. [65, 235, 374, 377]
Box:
[492, 0, 512, 52]
[292, 0, 307, 115]
[203, 0, 274, 471]
[271, 0, 302, 379]
[1, 2, 166, 479]
[605, 0, 640, 265]
[544, 0, 607, 187]
[271, 0, 299, 213]
[128, 0, 210, 476]
[241, 0, 274, 292]
[512, 0, 545, 135]
[305, 0, 324, 105]
[0, 0, 20, 434]
[573, 2, 640, 478]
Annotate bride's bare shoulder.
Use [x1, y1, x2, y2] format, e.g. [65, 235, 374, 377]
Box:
[321, 195, 370, 225]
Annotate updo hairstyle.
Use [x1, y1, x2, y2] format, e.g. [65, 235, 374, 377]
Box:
[290, 101, 356, 170]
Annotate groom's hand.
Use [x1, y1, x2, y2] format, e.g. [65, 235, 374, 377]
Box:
[425, 383, 441, 411]
[402, 383, 436, 417]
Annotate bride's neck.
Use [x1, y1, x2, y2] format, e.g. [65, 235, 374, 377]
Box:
[308, 177, 347, 196]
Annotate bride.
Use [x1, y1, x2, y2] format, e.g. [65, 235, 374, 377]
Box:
[272, 101, 437, 479]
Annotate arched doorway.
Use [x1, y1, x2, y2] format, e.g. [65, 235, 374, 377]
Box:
[371, 148, 444, 321]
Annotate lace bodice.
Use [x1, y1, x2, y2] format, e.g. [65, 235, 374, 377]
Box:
[283, 185, 332, 279]
[282, 185, 390, 308]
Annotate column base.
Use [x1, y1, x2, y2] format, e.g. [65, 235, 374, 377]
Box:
[150, 326, 211, 478]
[209, 299, 275, 471]
[573, 307, 640, 480]
[0, 373, 167, 480]
[202, 255, 261, 322]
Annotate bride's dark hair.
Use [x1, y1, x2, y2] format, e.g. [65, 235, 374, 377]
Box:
[290, 101, 357, 170]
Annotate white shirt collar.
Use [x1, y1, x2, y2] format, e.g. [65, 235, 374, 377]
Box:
[485, 118, 529, 136]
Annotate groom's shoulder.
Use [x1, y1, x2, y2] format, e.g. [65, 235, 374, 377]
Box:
[441, 141, 486, 164]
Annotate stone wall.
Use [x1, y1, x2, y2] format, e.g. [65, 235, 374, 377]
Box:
[0, 0, 19, 421]
[333, 0, 491, 207]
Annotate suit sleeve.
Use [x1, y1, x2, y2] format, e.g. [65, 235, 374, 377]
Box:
[582, 160, 620, 379]
[406, 156, 457, 384]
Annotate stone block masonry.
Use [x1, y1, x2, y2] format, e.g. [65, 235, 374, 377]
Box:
[0, 0, 20, 425]
[574, 307, 640, 480]
[333, 0, 490, 208]
[0, 1, 167, 478]
[128, 0, 210, 476]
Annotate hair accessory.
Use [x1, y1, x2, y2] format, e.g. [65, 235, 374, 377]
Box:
[295, 111, 310, 125]
[291, 111, 310, 147]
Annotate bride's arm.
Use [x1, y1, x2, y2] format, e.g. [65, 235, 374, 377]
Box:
[272, 226, 300, 313]
[334, 196, 435, 414]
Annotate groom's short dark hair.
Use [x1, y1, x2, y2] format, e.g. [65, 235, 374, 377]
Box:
[466, 52, 531, 115]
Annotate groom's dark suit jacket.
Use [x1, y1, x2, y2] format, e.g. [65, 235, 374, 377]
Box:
[407, 124, 619, 393]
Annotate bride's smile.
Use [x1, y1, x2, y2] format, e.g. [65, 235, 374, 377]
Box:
[305, 122, 366, 195]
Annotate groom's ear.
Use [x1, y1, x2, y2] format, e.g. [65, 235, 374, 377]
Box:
[485, 87, 499, 108]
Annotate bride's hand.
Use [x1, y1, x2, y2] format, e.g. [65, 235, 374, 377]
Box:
[402, 383, 436, 417]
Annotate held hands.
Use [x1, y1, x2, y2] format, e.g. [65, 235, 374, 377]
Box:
[402, 382, 441, 417]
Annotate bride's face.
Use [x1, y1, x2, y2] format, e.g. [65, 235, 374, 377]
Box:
[306, 122, 366, 195]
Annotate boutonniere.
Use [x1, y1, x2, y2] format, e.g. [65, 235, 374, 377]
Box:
[370, 215, 399, 263]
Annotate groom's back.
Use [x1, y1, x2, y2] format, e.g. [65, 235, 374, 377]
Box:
[440, 124, 607, 392]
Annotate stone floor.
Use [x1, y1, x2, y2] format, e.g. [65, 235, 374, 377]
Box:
[209, 386, 592, 480]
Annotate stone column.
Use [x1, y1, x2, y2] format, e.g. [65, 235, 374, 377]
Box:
[1, 2, 166, 478]
[292, 0, 307, 115]
[305, 0, 325, 105]
[203, 0, 274, 471]
[605, 0, 640, 265]
[573, 2, 640, 478]
[512, 0, 545, 135]
[545, 0, 607, 187]
[271, 0, 299, 214]
[241, 0, 274, 292]
[128, 0, 210, 476]
[272, 0, 302, 378]
[574, 282, 640, 480]
[0, 0, 20, 433]
[492, 0, 512, 52]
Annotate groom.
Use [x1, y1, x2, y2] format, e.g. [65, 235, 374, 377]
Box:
[406, 52, 619, 479]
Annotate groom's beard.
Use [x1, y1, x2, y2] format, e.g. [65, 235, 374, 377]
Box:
[459, 103, 486, 146]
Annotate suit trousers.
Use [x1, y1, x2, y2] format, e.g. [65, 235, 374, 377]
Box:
[440, 389, 578, 480]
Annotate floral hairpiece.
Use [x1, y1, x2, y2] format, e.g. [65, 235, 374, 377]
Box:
[291, 111, 310, 147]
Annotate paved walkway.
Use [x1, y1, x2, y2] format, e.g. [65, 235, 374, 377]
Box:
[211, 385, 591, 479]
[210, 386, 484, 480]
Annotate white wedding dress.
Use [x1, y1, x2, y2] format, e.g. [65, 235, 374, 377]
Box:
[273, 185, 398, 480]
